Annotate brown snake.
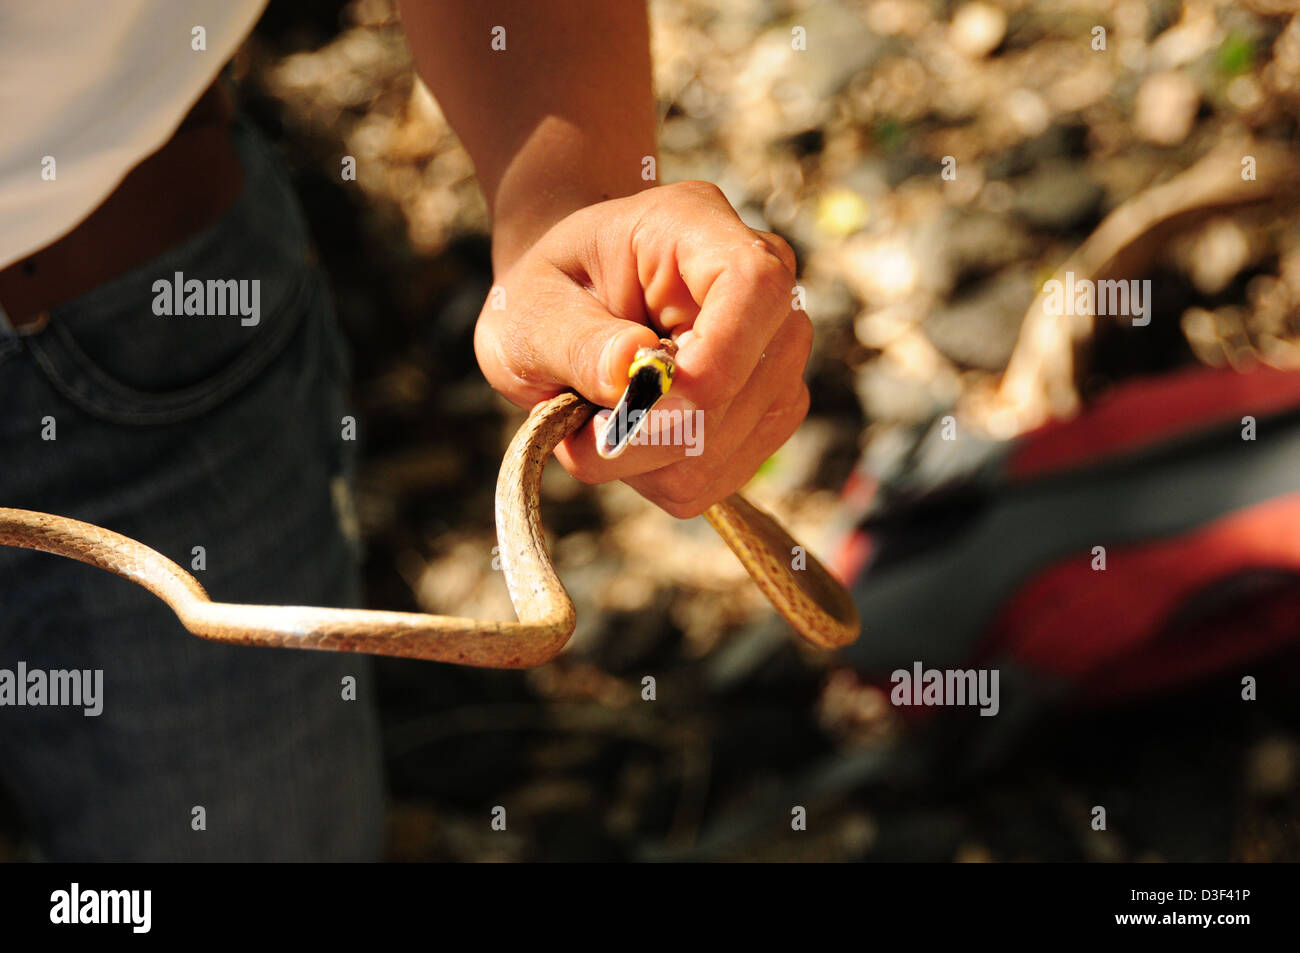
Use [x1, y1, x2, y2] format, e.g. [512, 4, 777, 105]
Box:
[0, 392, 860, 668]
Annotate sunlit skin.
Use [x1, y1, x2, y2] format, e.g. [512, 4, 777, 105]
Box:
[399, 0, 812, 518]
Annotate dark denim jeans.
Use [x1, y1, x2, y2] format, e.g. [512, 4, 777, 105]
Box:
[0, 116, 384, 860]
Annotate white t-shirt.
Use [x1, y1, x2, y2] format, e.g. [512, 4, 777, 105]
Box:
[0, 0, 268, 269]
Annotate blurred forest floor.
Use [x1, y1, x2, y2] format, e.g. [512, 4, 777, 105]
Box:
[10, 0, 1300, 861]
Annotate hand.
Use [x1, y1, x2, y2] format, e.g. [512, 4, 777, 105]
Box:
[475, 181, 812, 518]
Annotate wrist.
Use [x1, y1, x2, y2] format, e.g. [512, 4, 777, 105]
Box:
[488, 185, 642, 275]
[485, 131, 657, 274]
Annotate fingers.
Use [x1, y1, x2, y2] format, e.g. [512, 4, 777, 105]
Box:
[555, 309, 811, 483]
[751, 229, 798, 275]
[474, 266, 662, 409]
[622, 320, 809, 516]
[631, 182, 800, 409]
[474, 181, 811, 519]
[624, 383, 810, 519]
[479, 182, 800, 415]
[554, 313, 811, 525]
[678, 310, 811, 468]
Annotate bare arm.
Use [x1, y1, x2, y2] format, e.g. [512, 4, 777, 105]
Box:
[397, 0, 810, 520]
[398, 0, 658, 273]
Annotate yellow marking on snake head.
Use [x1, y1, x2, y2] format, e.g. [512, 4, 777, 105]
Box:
[628, 347, 676, 396]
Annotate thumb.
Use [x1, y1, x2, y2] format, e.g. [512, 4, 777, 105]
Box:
[477, 293, 662, 409]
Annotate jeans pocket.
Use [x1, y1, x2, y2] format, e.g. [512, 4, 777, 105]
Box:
[20, 113, 319, 427]
[24, 266, 311, 426]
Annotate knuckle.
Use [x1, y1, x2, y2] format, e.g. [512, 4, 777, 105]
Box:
[757, 386, 809, 437]
[767, 232, 796, 260]
[761, 232, 798, 271]
[661, 465, 714, 505]
[659, 497, 710, 520]
[789, 312, 815, 362]
[564, 332, 592, 387]
[492, 311, 539, 376]
[794, 382, 812, 418]
[475, 322, 531, 403]
[775, 384, 811, 431]
[734, 245, 793, 302]
[673, 179, 727, 203]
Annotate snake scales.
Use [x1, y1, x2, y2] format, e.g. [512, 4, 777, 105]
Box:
[0, 392, 860, 668]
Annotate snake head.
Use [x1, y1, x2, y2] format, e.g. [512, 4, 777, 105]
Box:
[596, 340, 679, 459]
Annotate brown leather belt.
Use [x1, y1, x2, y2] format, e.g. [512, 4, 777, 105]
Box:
[0, 79, 245, 331]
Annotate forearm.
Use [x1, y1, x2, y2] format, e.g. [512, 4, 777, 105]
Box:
[398, 0, 658, 273]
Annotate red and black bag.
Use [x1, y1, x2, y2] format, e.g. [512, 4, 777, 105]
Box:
[835, 364, 1300, 709]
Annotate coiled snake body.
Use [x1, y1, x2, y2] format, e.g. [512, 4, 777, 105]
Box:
[0, 392, 860, 667]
